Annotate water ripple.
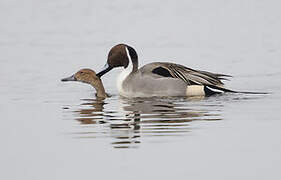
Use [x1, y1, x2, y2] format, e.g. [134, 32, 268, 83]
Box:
[63, 93, 268, 148]
[61, 94, 242, 148]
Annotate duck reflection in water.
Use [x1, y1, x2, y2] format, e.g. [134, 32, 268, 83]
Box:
[69, 96, 222, 149]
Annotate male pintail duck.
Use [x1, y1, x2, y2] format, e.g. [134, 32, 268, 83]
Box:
[61, 69, 108, 98]
[96, 44, 242, 97]
[96, 44, 266, 98]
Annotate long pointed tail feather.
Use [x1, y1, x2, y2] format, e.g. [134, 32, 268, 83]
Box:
[207, 85, 269, 95]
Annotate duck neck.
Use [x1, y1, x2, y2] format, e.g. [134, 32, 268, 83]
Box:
[126, 58, 136, 74]
[132, 59, 138, 73]
[90, 79, 107, 98]
[125, 46, 138, 73]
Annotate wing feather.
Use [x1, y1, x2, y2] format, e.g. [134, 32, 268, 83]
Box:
[151, 62, 231, 87]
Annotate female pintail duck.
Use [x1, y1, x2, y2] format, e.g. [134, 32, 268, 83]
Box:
[96, 44, 241, 98]
[61, 69, 108, 98]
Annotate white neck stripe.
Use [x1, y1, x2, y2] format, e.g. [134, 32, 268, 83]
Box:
[117, 47, 133, 94]
[125, 46, 132, 67]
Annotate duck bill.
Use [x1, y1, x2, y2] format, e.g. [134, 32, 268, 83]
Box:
[96, 63, 113, 78]
[61, 74, 76, 82]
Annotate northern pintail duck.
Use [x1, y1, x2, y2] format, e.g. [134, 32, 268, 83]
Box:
[96, 44, 237, 98]
[96, 44, 267, 97]
[61, 69, 108, 98]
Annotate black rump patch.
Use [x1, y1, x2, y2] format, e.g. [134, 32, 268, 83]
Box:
[204, 86, 221, 96]
[152, 67, 173, 77]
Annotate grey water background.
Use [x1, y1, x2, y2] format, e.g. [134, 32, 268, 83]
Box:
[1, 0, 281, 179]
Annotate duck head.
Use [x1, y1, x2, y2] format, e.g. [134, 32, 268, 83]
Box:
[61, 69, 107, 98]
[97, 44, 138, 78]
[61, 69, 99, 85]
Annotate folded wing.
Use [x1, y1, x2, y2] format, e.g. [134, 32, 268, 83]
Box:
[151, 62, 232, 88]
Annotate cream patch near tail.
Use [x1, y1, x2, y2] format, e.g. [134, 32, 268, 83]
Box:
[186, 85, 205, 96]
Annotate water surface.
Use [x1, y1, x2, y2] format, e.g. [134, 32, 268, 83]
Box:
[1, 1, 281, 180]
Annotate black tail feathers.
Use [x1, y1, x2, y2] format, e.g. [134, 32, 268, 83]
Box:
[207, 85, 269, 95]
